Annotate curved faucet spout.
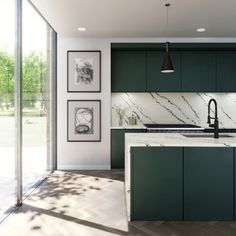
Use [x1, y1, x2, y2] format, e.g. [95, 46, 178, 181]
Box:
[207, 98, 219, 139]
[208, 99, 218, 120]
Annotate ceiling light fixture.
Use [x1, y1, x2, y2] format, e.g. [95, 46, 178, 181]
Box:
[196, 28, 206, 32]
[161, 3, 174, 73]
[77, 27, 87, 32]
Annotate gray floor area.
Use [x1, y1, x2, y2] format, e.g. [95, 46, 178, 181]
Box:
[0, 170, 236, 236]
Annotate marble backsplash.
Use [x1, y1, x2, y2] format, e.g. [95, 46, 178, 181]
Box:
[111, 93, 236, 128]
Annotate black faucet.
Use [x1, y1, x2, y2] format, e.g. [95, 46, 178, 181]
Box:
[207, 99, 219, 139]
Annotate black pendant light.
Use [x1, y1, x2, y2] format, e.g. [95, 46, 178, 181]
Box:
[161, 3, 174, 73]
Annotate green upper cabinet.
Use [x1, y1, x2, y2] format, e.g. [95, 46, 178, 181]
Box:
[181, 52, 217, 92]
[111, 45, 236, 92]
[217, 52, 236, 92]
[146, 52, 181, 92]
[111, 51, 147, 92]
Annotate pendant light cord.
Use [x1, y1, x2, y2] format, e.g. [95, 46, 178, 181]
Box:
[165, 3, 170, 52]
[166, 3, 169, 42]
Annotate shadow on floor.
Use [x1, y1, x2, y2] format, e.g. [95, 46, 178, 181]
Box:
[19, 204, 128, 235]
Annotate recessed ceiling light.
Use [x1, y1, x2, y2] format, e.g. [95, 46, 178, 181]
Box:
[77, 27, 87, 32]
[196, 28, 206, 32]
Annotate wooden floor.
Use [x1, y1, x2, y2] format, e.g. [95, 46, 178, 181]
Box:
[0, 170, 236, 236]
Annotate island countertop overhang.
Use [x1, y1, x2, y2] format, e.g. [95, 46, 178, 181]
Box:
[125, 132, 236, 148]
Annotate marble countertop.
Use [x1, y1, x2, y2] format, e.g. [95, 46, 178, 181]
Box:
[125, 132, 236, 147]
[111, 126, 146, 129]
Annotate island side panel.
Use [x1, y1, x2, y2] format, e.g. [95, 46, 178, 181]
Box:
[184, 147, 234, 220]
[130, 147, 183, 221]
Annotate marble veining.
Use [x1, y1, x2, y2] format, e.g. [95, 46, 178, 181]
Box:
[112, 93, 236, 128]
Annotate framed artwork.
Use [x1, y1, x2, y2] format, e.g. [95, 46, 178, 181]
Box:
[67, 100, 101, 142]
[67, 50, 101, 92]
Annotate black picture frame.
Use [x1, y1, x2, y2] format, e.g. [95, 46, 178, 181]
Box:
[67, 50, 101, 93]
[67, 100, 101, 142]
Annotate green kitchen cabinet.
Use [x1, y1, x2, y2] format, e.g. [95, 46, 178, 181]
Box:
[217, 52, 236, 92]
[184, 147, 234, 220]
[147, 52, 181, 92]
[111, 129, 146, 169]
[182, 52, 217, 92]
[131, 147, 183, 221]
[235, 148, 236, 219]
[111, 51, 147, 92]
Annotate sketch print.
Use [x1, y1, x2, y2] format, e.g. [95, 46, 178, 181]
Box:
[74, 107, 94, 134]
[74, 58, 94, 85]
[67, 100, 101, 142]
[67, 51, 101, 92]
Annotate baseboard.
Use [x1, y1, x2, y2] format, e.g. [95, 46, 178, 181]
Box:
[57, 164, 111, 170]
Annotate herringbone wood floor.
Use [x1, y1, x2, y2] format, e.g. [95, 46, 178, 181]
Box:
[0, 170, 236, 236]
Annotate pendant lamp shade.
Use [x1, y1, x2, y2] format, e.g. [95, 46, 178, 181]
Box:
[161, 4, 174, 73]
[161, 42, 174, 73]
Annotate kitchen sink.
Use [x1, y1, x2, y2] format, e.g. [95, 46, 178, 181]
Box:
[182, 134, 233, 138]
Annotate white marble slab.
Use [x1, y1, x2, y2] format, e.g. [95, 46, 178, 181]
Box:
[112, 93, 236, 128]
[125, 132, 236, 221]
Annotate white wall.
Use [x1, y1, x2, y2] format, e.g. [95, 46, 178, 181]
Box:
[58, 37, 236, 170]
[57, 37, 111, 169]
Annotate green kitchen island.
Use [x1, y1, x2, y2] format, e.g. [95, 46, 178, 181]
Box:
[125, 133, 236, 221]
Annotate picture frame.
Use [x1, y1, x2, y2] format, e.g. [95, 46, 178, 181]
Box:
[67, 50, 101, 92]
[67, 100, 101, 142]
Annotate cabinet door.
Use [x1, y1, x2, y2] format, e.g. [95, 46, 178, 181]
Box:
[184, 147, 234, 220]
[147, 52, 181, 92]
[111, 129, 145, 169]
[111, 51, 147, 92]
[217, 52, 236, 92]
[235, 148, 236, 219]
[182, 52, 216, 92]
[131, 147, 183, 221]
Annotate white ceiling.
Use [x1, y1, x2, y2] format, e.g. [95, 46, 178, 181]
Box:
[31, 0, 236, 38]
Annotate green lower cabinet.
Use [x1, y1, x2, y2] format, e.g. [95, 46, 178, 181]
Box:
[184, 147, 234, 220]
[111, 129, 146, 169]
[131, 147, 183, 221]
[235, 148, 236, 219]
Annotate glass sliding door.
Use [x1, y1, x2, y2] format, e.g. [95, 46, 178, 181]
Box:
[0, 0, 55, 217]
[22, 0, 53, 194]
[0, 0, 16, 215]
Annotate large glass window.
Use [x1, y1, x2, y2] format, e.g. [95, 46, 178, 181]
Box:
[0, 0, 15, 216]
[22, 0, 53, 194]
[0, 0, 56, 217]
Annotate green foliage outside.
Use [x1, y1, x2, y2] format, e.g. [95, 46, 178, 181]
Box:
[0, 51, 14, 111]
[0, 51, 47, 116]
